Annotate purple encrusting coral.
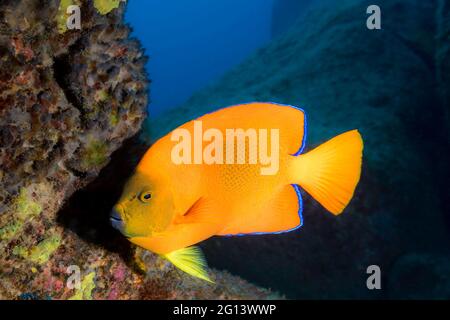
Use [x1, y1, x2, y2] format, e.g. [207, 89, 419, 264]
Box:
[0, 0, 277, 300]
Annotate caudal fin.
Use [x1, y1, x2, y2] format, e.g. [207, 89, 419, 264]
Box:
[291, 130, 363, 215]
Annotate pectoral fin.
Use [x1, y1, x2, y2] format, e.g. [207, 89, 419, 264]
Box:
[178, 197, 222, 225]
[163, 246, 214, 283]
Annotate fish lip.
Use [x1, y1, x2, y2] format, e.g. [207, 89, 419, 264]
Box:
[110, 217, 125, 232]
[110, 207, 126, 234]
[110, 207, 122, 221]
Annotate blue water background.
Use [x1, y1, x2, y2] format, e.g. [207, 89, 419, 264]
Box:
[125, 0, 274, 117]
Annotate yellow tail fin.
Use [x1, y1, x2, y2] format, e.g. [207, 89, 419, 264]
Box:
[291, 130, 363, 215]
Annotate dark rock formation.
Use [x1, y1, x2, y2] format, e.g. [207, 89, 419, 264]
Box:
[271, 0, 312, 37]
[388, 253, 450, 299]
[152, 0, 450, 298]
[0, 0, 275, 299]
[436, 0, 450, 229]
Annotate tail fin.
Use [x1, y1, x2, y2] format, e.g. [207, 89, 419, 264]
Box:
[291, 130, 363, 215]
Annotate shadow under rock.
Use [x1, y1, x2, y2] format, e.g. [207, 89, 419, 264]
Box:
[56, 135, 149, 260]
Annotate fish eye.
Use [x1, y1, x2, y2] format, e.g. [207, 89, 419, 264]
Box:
[139, 191, 152, 203]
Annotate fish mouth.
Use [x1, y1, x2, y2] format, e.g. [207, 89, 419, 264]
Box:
[110, 207, 127, 236]
[109, 206, 151, 238]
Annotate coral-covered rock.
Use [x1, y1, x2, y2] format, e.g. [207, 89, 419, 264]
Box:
[0, 0, 144, 299]
[0, 0, 148, 202]
[152, 0, 450, 298]
[0, 0, 275, 299]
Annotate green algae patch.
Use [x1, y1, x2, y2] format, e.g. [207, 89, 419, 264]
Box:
[12, 234, 62, 264]
[0, 220, 24, 241]
[12, 245, 28, 258]
[94, 0, 124, 15]
[15, 188, 42, 220]
[28, 235, 62, 264]
[69, 272, 96, 300]
[56, 0, 81, 34]
[1, 186, 46, 242]
[82, 139, 109, 169]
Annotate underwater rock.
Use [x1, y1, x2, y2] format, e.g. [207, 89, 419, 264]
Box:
[436, 0, 450, 226]
[152, 0, 449, 298]
[271, 0, 313, 37]
[0, 0, 144, 299]
[437, 0, 450, 136]
[387, 253, 450, 299]
[0, 0, 274, 299]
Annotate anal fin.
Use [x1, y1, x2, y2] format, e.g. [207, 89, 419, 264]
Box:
[218, 184, 303, 236]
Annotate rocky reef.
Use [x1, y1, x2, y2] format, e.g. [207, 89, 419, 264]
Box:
[152, 0, 450, 299]
[271, 0, 312, 37]
[0, 0, 276, 299]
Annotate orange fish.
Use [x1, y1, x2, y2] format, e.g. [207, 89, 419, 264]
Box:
[111, 102, 363, 282]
